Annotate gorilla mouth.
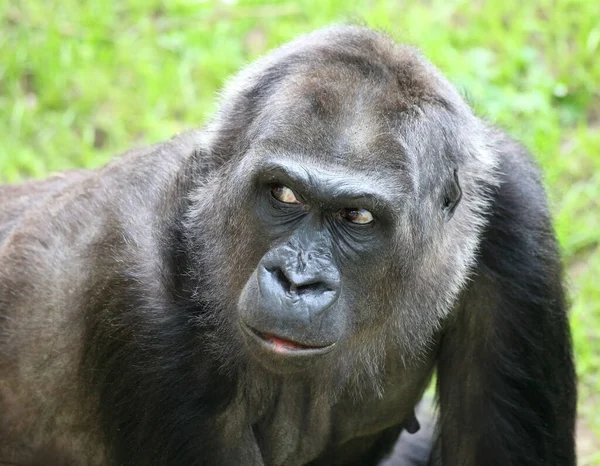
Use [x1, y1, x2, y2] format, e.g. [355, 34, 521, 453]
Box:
[259, 331, 326, 350]
[241, 323, 336, 355]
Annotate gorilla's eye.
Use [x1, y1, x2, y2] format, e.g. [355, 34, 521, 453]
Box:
[340, 208, 374, 225]
[270, 184, 300, 204]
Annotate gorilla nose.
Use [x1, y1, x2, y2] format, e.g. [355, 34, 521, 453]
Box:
[258, 264, 340, 318]
[270, 266, 335, 296]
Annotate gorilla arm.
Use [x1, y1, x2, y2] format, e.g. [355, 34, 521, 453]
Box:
[435, 135, 576, 466]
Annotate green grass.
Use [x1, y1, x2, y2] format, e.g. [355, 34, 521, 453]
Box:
[1, 0, 599, 462]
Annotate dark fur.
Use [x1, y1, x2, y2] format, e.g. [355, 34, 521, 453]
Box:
[0, 27, 575, 465]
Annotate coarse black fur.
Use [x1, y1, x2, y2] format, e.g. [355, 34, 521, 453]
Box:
[0, 26, 575, 466]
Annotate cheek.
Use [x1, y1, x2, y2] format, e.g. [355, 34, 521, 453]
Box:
[237, 269, 261, 321]
[219, 212, 268, 290]
[341, 262, 396, 326]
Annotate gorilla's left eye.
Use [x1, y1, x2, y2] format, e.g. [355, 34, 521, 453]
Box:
[270, 184, 300, 204]
[340, 208, 374, 225]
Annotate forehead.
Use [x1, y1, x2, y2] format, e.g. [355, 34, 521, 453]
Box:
[258, 80, 387, 168]
[251, 52, 445, 174]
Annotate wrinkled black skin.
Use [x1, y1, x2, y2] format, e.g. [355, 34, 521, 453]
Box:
[0, 27, 576, 466]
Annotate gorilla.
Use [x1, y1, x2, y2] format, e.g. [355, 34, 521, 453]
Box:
[0, 26, 576, 466]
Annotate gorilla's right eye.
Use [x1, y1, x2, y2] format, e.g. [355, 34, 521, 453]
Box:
[270, 184, 300, 204]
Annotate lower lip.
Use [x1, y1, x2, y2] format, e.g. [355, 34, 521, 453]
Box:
[241, 323, 336, 356]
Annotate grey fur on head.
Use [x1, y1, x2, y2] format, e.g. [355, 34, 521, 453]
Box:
[187, 26, 499, 377]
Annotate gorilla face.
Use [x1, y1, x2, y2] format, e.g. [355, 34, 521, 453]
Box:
[217, 75, 463, 372]
[185, 34, 483, 376]
[236, 155, 399, 371]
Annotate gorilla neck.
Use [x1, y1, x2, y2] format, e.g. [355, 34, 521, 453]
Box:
[230, 345, 436, 465]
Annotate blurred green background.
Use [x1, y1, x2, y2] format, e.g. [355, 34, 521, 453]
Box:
[1, 0, 598, 462]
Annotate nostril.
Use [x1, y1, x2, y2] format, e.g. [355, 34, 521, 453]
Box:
[270, 268, 292, 293]
[267, 267, 333, 296]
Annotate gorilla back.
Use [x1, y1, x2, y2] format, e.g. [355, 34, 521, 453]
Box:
[0, 26, 576, 466]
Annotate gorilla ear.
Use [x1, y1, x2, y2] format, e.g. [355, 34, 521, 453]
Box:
[443, 169, 462, 221]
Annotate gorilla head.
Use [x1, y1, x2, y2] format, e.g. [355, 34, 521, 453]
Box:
[185, 27, 495, 376]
